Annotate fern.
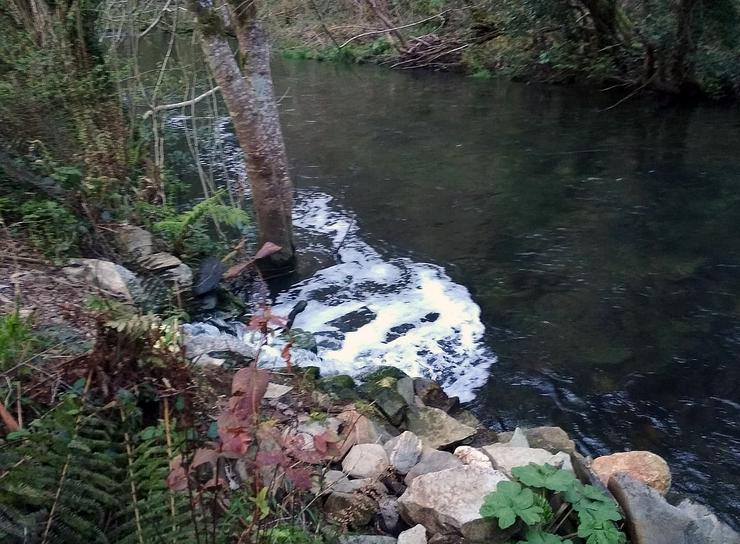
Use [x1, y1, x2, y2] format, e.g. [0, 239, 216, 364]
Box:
[0, 394, 122, 543]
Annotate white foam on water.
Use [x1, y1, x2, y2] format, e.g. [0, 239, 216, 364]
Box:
[274, 191, 495, 402]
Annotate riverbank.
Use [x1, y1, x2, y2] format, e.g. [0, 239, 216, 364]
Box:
[2, 227, 738, 542]
[269, 1, 740, 102]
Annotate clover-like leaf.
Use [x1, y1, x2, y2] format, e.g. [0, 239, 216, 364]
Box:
[517, 528, 574, 544]
[577, 513, 626, 544]
[480, 480, 545, 529]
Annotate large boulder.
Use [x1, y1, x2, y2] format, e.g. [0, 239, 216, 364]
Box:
[405, 406, 476, 449]
[63, 259, 141, 301]
[385, 432, 423, 475]
[398, 465, 510, 542]
[343, 443, 390, 478]
[115, 225, 153, 260]
[404, 448, 463, 485]
[678, 500, 740, 544]
[592, 451, 671, 495]
[497, 426, 576, 454]
[481, 444, 563, 477]
[608, 473, 690, 544]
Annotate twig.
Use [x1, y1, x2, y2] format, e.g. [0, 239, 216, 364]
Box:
[139, 0, 173, 37]
[599, 74, 655, 112]
[339, 9, 450, 48]
[142, 86, 221, 120]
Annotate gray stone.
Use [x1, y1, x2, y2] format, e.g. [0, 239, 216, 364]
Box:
[609, 473, 691, 544]
[264, 383, 293, 399]
[413, 378, 453, 411]
[398, 465, 511, 542]
[453, 446, 492, 469]
[398, 524, 427, 544]
[361, 366, 410, 383]
[397, 377, 416, 405]
[451, 409, 480, 429]
[116, 225, 153, 259]
[375, 387, 408, 426]
[137, 252, 183, 271]
[679, 500, 740, 544]
[325, 492, 377, 528]
[378, 495, 402, 535]
[405, 406, 476, 449]
[508, 427, 530, 447]
[385, 431, 423, 475]
[63, 259, 141, 301]
[497, 426, 576, 454]
[428, 534, 462, 544]
[338, 537, 397, 544]
[481, 445, 559, 477]
[404, 448, 463, 485]
[343, 443, 390, 478]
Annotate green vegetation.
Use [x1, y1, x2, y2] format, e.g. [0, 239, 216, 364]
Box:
[480, 463, 626, 544]
[271, 0, 740, 100]
[0, 311, 37, 371]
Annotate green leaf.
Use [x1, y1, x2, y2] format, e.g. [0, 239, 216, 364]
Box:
[517, 528, 574, 544]
[512, 463, 579, 493]
[480, 480, 545, 529]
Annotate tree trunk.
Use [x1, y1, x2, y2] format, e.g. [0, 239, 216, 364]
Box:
[189, 0, 295, 272]
[671, 0, 701, 95]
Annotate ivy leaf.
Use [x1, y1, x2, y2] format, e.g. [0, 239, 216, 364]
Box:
[513, 463, 579, 492]
[517, 528, 574, 544]
[480, 480, 545, 529]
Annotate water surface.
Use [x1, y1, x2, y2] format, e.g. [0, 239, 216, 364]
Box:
[267, 60, 740, 525]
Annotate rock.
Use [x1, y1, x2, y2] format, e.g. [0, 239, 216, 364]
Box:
[137, 252, 183, 271]
[497, 426, 576, 453]
[548, 451, 574, 472]
[398, 524, 427, 544]
[375, 388, 408, 426]
[385, 432, 423, 475]
[337, 409, 396, 449]
[116, 225, 153, 259]
[428, 534, 462, 544]
[450, 409, 480, 429]
[397, 377, 415, 405]
[338, 536, 397, 544]
[398, 465, 510, 542]
[453, 446, 492, 469]
[507, 428, 530, 447]
[404, 448, 463, 485]
[413, 378, 456, 411]
[325, 491, 377, 528]
[378, 495, 402, 535]
[678, 499, 740, 544]
[319, 375, 359, 401]
[361, 366, 410, 383]
[592, 451, 671, 495]
[343, 444, 390, 478]
[608, 473, 691, 544]
[480, 445, 557, 477]
[405, 406, 476, 449]
[63, 259, 142, 301]
[264, 383, 293, 399]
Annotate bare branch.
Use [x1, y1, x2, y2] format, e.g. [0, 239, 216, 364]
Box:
[139, 0, 174, 38]
[141, 86, 221, 119]
[339, 9, 450, 49]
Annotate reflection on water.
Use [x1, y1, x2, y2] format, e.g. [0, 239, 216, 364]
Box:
[267, 60, 740, 525]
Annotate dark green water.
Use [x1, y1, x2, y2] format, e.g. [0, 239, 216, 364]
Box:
[269, 59, 740, 524]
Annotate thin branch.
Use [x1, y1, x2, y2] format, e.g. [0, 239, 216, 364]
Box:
[339, 9, 450, 48]
[142, 86, 221, 119]
[139, 0, 173, 37]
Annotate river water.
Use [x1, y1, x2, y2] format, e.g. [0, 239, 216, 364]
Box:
[178, 59, 740, 525]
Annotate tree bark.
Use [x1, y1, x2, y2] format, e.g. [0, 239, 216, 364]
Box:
[671, 0, 701, 95]
[189, 0, 295, 272]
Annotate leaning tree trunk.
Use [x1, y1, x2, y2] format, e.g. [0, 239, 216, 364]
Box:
[189, 0, 295, 272]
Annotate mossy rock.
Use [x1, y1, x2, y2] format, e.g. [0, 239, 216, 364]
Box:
[359, 366, 409, 383]
[283, 328, 318, 353]
[318, 374, 359, 400]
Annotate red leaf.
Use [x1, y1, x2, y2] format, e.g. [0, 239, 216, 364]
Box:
[222, 260, 253, 280]
[191, 448, 219, 469]
[167, 457, 188, 491]
[285, 466, 313, 491]
[256, 450, 289, 467]
[231, 367, 270, 420]
[254, 242, 282, 260]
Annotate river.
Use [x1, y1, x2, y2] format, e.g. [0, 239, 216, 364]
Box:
[174, 58, 740, 526]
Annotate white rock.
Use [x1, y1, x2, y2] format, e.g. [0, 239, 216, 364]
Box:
[508, 427, 530, 447]
[481, 445, 556, 477]
[454, 446, 493, 469]
[343, 443, 390, 478]
[548, 451, 574, 472]
[385, 431, 423, 475]
[63, 258, 140, 301]
[264, 383, 293, 399]
[399, 465, 510, 542]
[398, 524, 427, 544]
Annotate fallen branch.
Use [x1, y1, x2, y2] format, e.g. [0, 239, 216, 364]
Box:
[142, 86, 221, 120]
[339, 9, 450, 48]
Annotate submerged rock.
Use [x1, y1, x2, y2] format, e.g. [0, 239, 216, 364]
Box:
[405, 406, 476, 449]
[592, 451, 671, 495]
[398, 465, 510, 542]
